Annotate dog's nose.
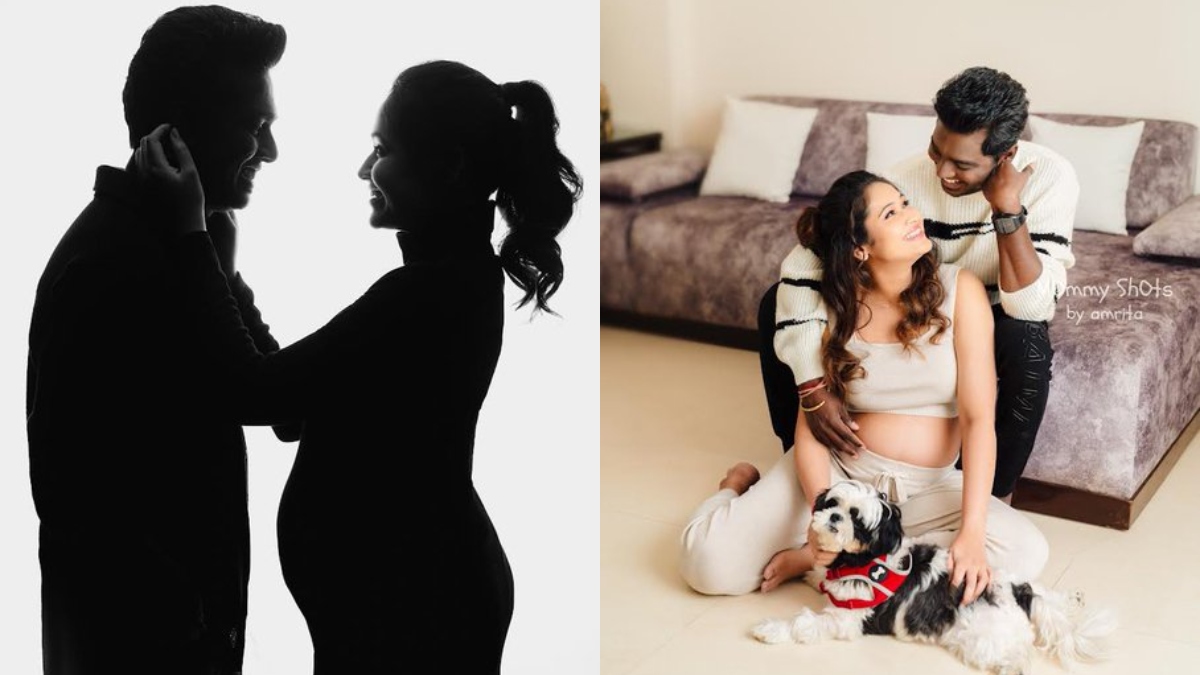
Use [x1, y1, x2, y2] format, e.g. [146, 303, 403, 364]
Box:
[829, 513, 841, 524]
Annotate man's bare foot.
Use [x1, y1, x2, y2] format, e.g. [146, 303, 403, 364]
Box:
[718, 462, 760, 495]
[760, 545, 814, 593]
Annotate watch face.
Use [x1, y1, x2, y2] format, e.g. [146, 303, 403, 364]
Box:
[995, 216, 1021, 234]
[992, 206, 1026, 234]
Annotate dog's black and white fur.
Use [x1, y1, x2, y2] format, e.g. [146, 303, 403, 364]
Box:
[752, 480, 1116, 674]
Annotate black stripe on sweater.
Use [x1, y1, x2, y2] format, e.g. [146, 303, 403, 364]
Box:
[1030, 232, 1071, 248]
[1034, 247, 1051, 257]
[781, 278, 820, 290]
[924, 220, 991, 240]
[925, 221, 1072, 249]
[776, 318, 828, 331]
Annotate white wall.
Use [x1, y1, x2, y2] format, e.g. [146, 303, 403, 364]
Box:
[602, 0, 1200, 193]
[1, 2, 598, 674]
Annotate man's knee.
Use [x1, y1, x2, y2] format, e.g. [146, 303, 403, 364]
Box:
[758, 282, 798, 451]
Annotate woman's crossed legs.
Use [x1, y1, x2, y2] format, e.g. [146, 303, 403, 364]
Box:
[679, 448, 1048, 596]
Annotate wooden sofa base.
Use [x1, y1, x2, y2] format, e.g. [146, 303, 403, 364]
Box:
[602, 313, 1200, 531]
[1013, 407, 1200, 530]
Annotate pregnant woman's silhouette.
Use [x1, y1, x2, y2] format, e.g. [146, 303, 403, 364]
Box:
[138, 59, 582, 674]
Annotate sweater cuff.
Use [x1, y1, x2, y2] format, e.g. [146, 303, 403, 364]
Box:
[997, 265, 1057, 322]
[773, 323, 826, 385]
[791, 351, 825, 385]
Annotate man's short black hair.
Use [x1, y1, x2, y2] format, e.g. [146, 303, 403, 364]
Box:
[122, 5, 286, 148]
[933, 66, 1028, 159]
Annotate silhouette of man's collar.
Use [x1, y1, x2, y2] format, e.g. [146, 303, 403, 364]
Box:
[94, 165, 141, 210]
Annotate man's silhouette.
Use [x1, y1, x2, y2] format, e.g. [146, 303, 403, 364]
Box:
[26, 6, 292, 674]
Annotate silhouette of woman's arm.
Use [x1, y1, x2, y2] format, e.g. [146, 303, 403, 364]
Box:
[135, 122, 435, 425]
[224, 270, 302, 441]
[167, 231, 434, 425]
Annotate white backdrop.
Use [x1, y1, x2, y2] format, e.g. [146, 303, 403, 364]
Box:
[0, 1, 599, 673]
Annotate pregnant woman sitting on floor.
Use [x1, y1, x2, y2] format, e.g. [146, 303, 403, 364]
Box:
[679, 171, 1048, 606]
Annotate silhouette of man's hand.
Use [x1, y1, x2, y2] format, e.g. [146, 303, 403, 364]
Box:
[135, 123, 205, 235]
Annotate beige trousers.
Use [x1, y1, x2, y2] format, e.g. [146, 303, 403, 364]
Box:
[679, 448, 1048, 595]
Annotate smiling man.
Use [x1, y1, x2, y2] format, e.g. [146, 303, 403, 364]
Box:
[764, 67, 1079, 503]
[26, 6, 290, 674]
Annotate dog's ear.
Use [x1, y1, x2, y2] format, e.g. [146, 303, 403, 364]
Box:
[871, 501, 904, 555]
[813, 486, 832, 512]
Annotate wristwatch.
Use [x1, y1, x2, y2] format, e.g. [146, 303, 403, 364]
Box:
[992, 205, 1028, 235]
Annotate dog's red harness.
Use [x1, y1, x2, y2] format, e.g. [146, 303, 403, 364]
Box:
[820, 553, 910, 610]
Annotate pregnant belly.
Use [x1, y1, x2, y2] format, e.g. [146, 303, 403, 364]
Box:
[277, 482, 513, 637]
[851, 412, 961, 468]
[278, 478, 510, 599]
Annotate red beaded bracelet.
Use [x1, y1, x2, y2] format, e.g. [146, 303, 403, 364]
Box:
[798, 380, 827, 399]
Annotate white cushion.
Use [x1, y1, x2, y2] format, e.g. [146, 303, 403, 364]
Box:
[865, 112, 936, 175]
[699, 99, 818, 203]
[1028, 116, 1144, 236]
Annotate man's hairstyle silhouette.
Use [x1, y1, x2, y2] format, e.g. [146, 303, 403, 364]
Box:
[122, 5, 286, 148]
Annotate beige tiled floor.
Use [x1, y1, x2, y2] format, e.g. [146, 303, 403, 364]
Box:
[601, 326, 1200, 674]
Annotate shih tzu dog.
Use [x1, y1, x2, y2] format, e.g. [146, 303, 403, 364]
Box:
[751, 480, 1116, 674]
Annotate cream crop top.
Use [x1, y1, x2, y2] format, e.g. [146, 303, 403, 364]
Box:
[844, 264, 961, 418]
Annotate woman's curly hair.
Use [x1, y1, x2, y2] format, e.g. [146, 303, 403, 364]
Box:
[795, 170, 949, 400]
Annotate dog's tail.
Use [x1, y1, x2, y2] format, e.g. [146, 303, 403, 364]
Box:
[1026, 583, 1117, 668]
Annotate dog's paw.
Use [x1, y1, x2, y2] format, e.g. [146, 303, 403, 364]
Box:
[787, 610, 823, 644]
[751, 618, 793, 644]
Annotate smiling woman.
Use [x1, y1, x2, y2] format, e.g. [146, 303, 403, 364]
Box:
[681, 170, 1048, 608]
[129, 56, 583, 673]
[3, 2, 597, 674]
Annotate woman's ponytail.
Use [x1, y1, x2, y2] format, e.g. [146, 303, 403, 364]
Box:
[496, 80, 583, 315]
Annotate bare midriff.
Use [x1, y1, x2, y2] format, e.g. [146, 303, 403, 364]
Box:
[852, 412, 961, 468]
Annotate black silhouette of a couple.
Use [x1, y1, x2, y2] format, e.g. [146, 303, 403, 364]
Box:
[26, 6, 581, 674]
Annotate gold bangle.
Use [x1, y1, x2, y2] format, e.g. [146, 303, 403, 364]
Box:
[800, 398, 826, 413]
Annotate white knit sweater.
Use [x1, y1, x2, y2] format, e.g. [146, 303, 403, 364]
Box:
[774, 141, 1079, 385]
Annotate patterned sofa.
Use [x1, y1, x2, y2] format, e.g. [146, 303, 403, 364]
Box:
[601, 96, 1200, 529]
